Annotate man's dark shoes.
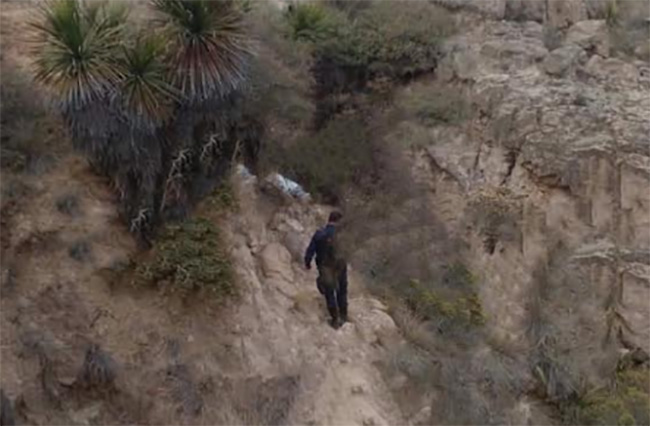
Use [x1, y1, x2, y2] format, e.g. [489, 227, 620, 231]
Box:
[329, 317, 342, 329]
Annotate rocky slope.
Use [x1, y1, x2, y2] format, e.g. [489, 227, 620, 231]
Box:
[1, 150, 413, 425]
[2, 1, 649, 425]
[392, 8, 649, 424]
[430, 8, 649, 355]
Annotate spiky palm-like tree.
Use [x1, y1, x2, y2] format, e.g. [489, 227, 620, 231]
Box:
[118, 35, 179, 130]
[152, 0, 252, 105]
[31, 0, 129, 178]
[32, 0, 253, 242]
[151, 0, 252, 215]
[31, 0, 126, 122]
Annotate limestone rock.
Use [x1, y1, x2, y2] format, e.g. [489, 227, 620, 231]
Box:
[259, 243, 294, 283]
[565, 19, 610, 57]
[69, 402, 103, 426]
[411, 406, 432, 426]
[504, 0, 545, 22]
[443, 49, 480, 81]
[433, 0, 506, 18]
[582, 55, 640, 84]
[546, 0, 588, 29]
[542, 45, 587, 76]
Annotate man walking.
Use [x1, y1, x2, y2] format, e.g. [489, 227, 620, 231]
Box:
[304, 211, 348, 329]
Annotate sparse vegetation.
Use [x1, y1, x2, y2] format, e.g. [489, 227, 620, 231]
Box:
[275, 115, 377, 203]
[134, 218, 234, 299]
[543, 26, 564, 51]
[76, 344, 117, 391]
[204, 181, 239, 213]
[68, 240, 92, 262]
[467, 187, 521, 254]
[285, 2, 341, 43]
[402, 263, 485, 331]
[577, 367, 650, 426]
[604, 0, 620, 28]
[396, 82, 471, 126]
[0, 63, 63, 173]
[55, 194, 80, 216]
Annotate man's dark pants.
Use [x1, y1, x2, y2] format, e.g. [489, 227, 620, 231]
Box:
[317, 265, 348, 320]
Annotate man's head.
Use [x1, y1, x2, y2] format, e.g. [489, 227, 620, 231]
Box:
[328, 211, 343, 224]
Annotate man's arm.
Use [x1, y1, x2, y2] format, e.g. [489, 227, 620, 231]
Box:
[304, 231, 319, 269]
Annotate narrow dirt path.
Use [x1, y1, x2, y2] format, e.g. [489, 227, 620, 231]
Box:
[222, 173, 407, 426]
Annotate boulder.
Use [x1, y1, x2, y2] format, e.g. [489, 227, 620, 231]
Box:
[440, 48, 480, 81]
[565, 19, 610, 57]
[582, 55, 639, 84]
[522, 21, 544, 39]
[542, 45, 587, 76]
[546, 0, 588, 29]
[433, 0, 506, 18]
[259, 243, 294, 283]
[584, 0, 611, 19]
[504, 0, 545, 22]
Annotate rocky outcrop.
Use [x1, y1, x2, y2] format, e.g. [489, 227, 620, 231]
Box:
[565, 19, 610, 56]
[546, 0, 588, 28]
[439, 0, 588, 24]
[407, 11, 650, 422]
[441, 0, 650, 28]
[542, 44, 587, 75]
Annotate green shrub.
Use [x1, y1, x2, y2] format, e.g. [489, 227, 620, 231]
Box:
[285, 1, 342, 42]
[314, 1, 454, 80]
[467, 187, 521, 254]
[578, 367, 650, 426]
[277, 115, 376, 202]
[543, 25, 563, 50]
[604, 0, 620, 27]
[204, 181, 238, 213]
[396, 83, 471, 126]
[241, 1, 315, 173]
[383, 121, 432, 149]
[401, 263, 485, 329]
[134, 218, 234, 299]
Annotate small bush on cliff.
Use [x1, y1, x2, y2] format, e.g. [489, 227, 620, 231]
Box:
[577, 367, 650, 426]
[134, 218, 234, 299]
[314, 1, 454, 81]
[285, 1, 342, 43]
[402, 263, 485, 332]
[395, 82, 471, 126]
[275, 115, 377, 203]
[467, 187, 522, 255]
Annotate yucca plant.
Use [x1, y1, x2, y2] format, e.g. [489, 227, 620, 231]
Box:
[152, 0, 252, 105]
[31, 0, 126, 115]
[285, 2, 338, 43]
[118, 35, 179, 131]
[151, 0, 253, 218]
[31, 0, 128, 171]
[32, 0, 253, 243]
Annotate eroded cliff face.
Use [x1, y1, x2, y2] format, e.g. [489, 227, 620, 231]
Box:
[399, 11, 649, 422]
[434, 0, 650, 28]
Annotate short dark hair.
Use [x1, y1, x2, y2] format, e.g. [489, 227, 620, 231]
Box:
[328, 211, 343, 223]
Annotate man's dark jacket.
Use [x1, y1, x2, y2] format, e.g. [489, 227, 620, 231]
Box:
[304, 224, 337, 269]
